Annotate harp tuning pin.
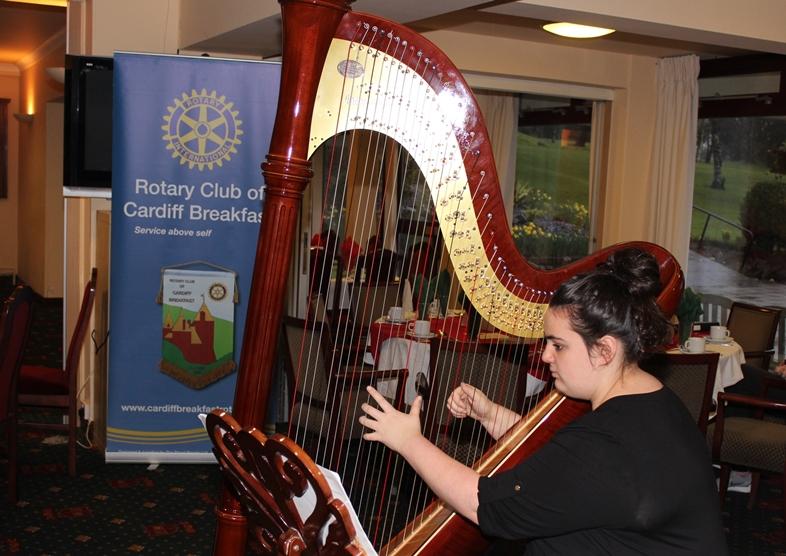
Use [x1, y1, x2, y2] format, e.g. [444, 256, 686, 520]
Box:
[482, 193, 489, 200]
[487, 213, 493, 220]
[480, 170, 486, 177]
[372, 26, 378, 31]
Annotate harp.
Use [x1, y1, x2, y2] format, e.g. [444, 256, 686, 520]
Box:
[211, 1, 684, 554]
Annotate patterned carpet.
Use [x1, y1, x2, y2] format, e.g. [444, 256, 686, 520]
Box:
[1, 282, 784, 553]
[1, 432, 220, 554]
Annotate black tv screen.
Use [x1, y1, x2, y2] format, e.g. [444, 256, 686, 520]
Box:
[64, 55, 113, 189]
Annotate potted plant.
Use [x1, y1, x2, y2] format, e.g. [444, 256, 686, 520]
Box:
[676, 288, 703, 344]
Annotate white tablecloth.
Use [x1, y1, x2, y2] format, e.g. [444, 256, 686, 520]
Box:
[374, 337, 430, 404]
[669, 340, 745, 402]
[327, 278, 354, 310]
[373, 337, 547, 405]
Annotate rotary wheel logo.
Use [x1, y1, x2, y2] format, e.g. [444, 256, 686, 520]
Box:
[208, 282, 228, 301]
[162, 89, 243, 171]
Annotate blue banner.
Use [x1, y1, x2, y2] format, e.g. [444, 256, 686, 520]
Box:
[107, 53, 280, 461]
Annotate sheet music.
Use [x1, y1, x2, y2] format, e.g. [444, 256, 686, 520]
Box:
[296, 465, 378, 555]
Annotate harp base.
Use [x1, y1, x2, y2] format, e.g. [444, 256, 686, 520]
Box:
[213, 490, 247, 556]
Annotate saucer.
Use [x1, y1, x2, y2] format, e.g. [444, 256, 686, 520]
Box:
[679, 347, 707, 354]
[385, 316, 408, 324]
[706, 336, 734, 344]
[408, 332, 436, 340]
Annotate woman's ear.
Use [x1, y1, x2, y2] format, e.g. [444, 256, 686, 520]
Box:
[591, 335, 618, 367]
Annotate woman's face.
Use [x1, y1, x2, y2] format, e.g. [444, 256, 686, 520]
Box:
[541, 307, 602, 400]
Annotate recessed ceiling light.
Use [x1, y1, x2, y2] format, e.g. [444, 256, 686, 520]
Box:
[5, 0, 67, 7]
[542, 22, 615, 39]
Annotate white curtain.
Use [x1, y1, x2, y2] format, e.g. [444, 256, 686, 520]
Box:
[475, 90, 519, 223]
[647, 55, 700, 271]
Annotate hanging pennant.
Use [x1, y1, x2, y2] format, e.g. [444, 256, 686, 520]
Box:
[159, 264, 238, 389]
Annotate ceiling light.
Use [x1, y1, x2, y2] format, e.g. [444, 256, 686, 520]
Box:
[542, 22, 615, 39]
[5, 0, 67, 7]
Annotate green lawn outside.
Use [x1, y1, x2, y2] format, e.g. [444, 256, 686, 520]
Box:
[516, 133, 590, 206]
[692, 160, 775, 244]
[517, 131, 779, 248]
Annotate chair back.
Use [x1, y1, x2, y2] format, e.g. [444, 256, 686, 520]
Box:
[306, 292, 331, 326]
[698, 293, 732, 326]
[280, 316, 376, 457]
[348, 281, 400, 331]
[0, 286, 34, 420]
[726, 302, 782, 369]
[65, 269, 97, 387]
[424, 338, 529, 465]
[360, 248, 400, 285]
[281, 316, 331, 411]
[641, 352, 719, 434]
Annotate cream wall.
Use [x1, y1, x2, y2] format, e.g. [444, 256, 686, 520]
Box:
[17, 44, 66, 297]
[421, 28, 659, 247]
[0, 71, 20, 275]
[89, 0, 180, 56]
[63, 0, 181, 427]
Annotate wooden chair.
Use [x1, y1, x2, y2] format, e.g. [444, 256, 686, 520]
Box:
[726, 302, 782, 370]
[17, 268, 96, 477]
[423, 337, 530, 466]
[206, 409, 365, 555]
[640, 352, 719, 434]
[711, 387, 786, 527]
[281, 316, 407, 471]
[0, 285, 34, 503]
[338, 280, 401, 364]
[697, 293, 732, 328]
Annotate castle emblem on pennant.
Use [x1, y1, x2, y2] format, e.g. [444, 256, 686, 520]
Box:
[160, 268, 237, 389]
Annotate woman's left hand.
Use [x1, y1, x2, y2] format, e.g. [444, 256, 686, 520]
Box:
[359, 386, 423, 454]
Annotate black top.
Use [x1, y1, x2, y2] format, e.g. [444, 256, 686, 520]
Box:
[477, 388, 727, 555]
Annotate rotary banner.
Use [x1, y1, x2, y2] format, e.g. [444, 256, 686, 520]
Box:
[107, 53, 280, 462]
[159, 266, 237, 389]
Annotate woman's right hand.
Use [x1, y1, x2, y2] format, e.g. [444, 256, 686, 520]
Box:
[447, 382, 493, 423]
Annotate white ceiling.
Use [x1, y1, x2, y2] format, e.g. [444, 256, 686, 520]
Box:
[180, 0, 754, 60]
[0, 0, 769, 71]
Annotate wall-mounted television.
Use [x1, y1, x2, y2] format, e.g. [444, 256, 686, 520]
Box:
[63, 55, 113, 190]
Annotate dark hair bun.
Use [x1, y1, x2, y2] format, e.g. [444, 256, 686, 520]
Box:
[597, 248, 662, 299]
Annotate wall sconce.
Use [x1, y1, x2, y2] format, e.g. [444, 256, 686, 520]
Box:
[13, 113, 34, 123]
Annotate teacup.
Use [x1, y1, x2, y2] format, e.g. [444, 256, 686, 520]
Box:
[683, 336, 706, 353]
[388, 306, 404, 322]
[710, 325, 730, 341]
[407, 319, 431, 337]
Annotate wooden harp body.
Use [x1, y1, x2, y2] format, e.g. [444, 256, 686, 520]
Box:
[212, 1, 684, 554]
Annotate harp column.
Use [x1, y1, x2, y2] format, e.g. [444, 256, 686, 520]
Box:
[213, 1, 354, 554]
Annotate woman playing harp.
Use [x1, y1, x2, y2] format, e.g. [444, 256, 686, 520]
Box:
[360, 249, 727, 554]
[216, 0, 685, 553]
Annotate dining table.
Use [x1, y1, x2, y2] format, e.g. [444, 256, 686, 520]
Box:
[668, 336, 745, 402]
[369, 314, 546, 404]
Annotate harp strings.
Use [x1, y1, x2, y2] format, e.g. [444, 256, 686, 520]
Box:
[288, 19, 557, 551]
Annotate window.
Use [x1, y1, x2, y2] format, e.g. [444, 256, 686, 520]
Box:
[514, 94, 593, 269]
[691, 55, 786, 284]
